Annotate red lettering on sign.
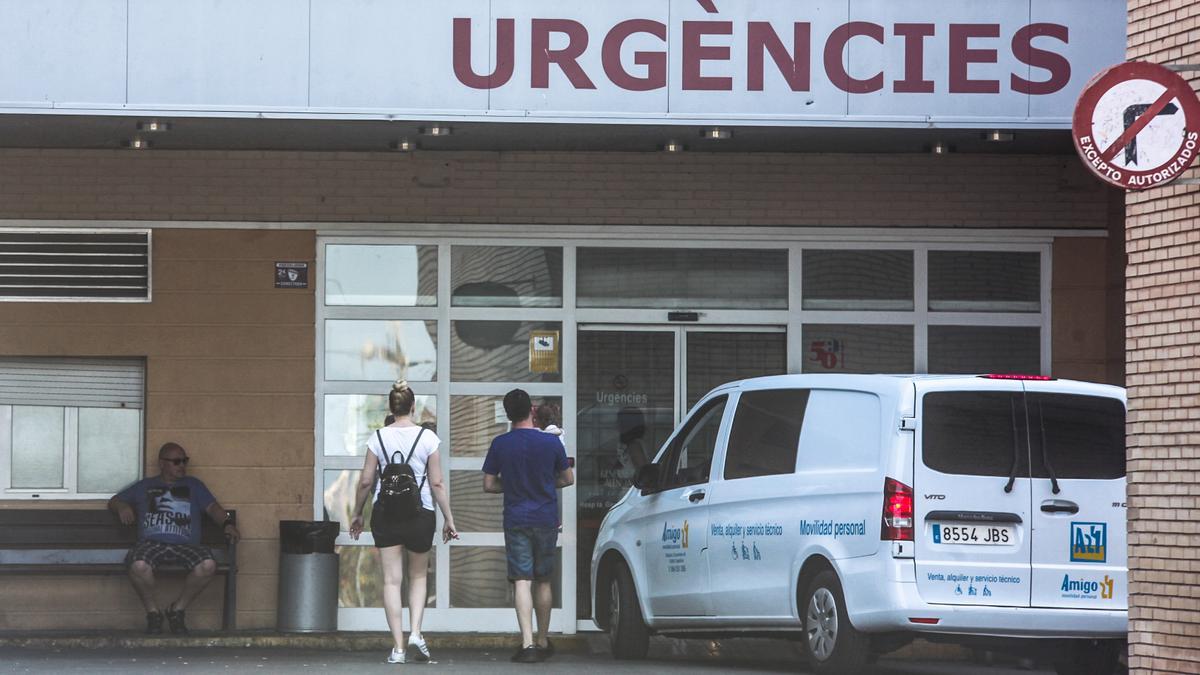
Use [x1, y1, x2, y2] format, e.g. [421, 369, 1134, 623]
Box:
[747, 22, 811, 92]
[824, 22, 885, 94]
[893, 23, 935, 93]
[532, 19, 596, 89]
[1011, 23, 1070, 95]
[602, 20, 667, 91]
[452, 18, 514, 90]
[949, 24, 1000, 94]
[683, 21, 734, 91]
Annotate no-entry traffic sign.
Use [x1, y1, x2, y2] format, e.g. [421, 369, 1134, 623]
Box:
[1073, 61, 1200, 190]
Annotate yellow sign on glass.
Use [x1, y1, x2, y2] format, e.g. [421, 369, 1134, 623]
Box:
[529, 330, 560, 374]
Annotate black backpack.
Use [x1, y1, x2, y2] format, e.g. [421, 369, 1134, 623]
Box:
[376, 427, 426, 519]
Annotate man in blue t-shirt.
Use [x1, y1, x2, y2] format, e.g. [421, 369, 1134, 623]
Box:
[482, 389, 573, 663]
[108, 442, 240, 635]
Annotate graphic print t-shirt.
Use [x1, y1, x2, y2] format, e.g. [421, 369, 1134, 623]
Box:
[116, 476, 216, 545]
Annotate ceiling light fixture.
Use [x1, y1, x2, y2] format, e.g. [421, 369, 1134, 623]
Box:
[984, 130, 1015, 142]
[663, 139, 685, 153]
[389, 138, 415, 152]
[122, 138, 152, 150]
[420, 125, 452, 137]
[701, 127, 732, 140]
[931, 141, 951, 155]
[136, 120, 172, 133]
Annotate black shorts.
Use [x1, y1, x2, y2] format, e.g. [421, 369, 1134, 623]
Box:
[371, 504, 436, 552]
[126, 540, 214, 571]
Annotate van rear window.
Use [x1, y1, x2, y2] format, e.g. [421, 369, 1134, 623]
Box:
[1029, 394, 1125, 480]
[922, 392, 1027, 477]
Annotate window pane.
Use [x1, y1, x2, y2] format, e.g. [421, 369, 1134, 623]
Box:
[325, 320, 437, 381]
[686, 332, 786, 409]
[922, 392, 1027, 477]
[577, 248, 788, 309]
[662, 397, 726, 489]
[802, 250, 914, 310]
[323, 394, 437, 456]
[11, 406, 64, 488]
[450, 321, 562, 382]
[450, 469, 504, 532]
[451, 246, 562, 307]
[928, 326, 1040, 375]
[450, 546, 561, 608]
[802, 325, 914, 373]
[1029, 394, 1125, 480]
[325, 244, 437, 306]
[323, 469, 375, 532]
[929, 251, 1040, 312]
[725, 389, 808, 480]
[337, 545, 435, 608]
[450, 395, 561, 458]
[77, 408, 141, 493]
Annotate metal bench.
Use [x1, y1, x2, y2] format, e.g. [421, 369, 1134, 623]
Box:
[0, 508, 237, 630]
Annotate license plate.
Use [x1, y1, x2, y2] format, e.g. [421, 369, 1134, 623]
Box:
[932, 523, 1014, 545]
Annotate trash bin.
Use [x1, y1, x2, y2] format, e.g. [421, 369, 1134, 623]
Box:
[277, 520, 340, 633]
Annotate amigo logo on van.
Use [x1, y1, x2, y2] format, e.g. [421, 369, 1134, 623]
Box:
[662, 520, 689, 548]
[1061, 574, 1115, 600]
[1070, 522, 1107, 563]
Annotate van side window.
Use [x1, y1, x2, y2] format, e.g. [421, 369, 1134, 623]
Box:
[660, 396, 727, 490]
[724, 389, 809, 480]
[1028, 393, 1125, 480]
[923, 392, 1027, 477]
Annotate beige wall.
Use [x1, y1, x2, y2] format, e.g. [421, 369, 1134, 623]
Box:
[0, 228, 315, 630]
[1126, 1, 1200, 673]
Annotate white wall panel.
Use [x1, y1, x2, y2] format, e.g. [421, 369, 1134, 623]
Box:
[1029, 0, 1127, 122]
[127, 0, 309, 108]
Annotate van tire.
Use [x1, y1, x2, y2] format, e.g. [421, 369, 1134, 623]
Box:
[1052, 639, 1121, 675]
[801, 570, 869, 673]
[608, 563, 650, 660]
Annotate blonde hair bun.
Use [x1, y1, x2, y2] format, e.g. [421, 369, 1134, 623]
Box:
[393, 380, 409, 392]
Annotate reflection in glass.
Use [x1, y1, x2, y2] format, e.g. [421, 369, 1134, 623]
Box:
[451, 321, 562, 382]
[929, 251, 1040, 312]
[325, 320, 437, 381]
[78, 408, 141, 493]
[449, 470, 504, 532]
[451, 246, 563, 307]
[577, 248, 787, 309]
[802, 250, 914, 310]
[929, 326, 1040, 375]
[11, 406, 64, 489]
[450, 546, 561, 608]
[450, 395, 562, 457]
[324, 394, 437, 456]
[324, 470, 374, 532]
[337, 545, 435, 608]
[686, 332, 786, 408]
[801, 325, 914, 374]
[325, 244, 437, 306]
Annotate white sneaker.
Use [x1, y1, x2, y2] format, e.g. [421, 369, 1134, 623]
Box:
[387, 647, 406, 664]
[408, 634, 431, 662]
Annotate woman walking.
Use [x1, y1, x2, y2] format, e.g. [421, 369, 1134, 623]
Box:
[350, 381, 458, 664]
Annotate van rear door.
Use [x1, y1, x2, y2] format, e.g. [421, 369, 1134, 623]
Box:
[913, 382, 1032, 607]
[1024, 386, 1127, 611]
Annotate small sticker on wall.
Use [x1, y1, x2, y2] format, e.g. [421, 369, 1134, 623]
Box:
[529, 330, 560, 374]
[275, 262, 309, 289]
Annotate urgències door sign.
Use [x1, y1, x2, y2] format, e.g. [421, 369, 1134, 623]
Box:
[1073, 62, 1200, 190]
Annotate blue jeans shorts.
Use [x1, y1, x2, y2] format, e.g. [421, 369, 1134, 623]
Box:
[504, 527, 558, 581]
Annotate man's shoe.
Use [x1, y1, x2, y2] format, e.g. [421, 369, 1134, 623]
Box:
[145, 610, 164, 635]
[536, 638, 555, 660]
[511, 645, 541, 663]
[386, 647, 406, 664]
[165, 605, 188, 635]
[408, 634, 431, 662]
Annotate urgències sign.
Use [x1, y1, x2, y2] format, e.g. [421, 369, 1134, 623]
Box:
[0, 0, 1126, 128]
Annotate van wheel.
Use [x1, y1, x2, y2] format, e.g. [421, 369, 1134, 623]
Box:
[608, 563, 650, 660]
[1053, 639, 1121, 675]
[802, 570, 869, 673]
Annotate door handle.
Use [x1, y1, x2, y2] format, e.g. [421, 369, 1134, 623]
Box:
[1040, 500, 1079, 515]
[688, 490, 706, 503]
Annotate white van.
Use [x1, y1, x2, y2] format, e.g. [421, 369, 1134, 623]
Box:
[590, 374, 1126, 674]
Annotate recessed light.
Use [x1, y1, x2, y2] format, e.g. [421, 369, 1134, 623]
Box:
[701, 127, 732, 140]
[420, 125, 452, 137]
[389, 138, 415, 152]
[136, 120, 171, 133]
[663, 139, 686, 153]
[984, 130, 1015, 142]
[123, 138, 152, 150]
[931, 141, 951, 155]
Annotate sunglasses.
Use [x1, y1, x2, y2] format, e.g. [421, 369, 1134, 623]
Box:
[162, 457, 190, 466]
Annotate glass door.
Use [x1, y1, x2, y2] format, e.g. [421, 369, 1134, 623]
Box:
[575, 326, 785, 620]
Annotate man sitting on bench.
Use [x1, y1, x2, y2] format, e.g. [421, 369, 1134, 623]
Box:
[108, 442, 240, 635]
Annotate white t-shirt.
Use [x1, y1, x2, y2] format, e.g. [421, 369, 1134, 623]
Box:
[366, 425, 440, 511]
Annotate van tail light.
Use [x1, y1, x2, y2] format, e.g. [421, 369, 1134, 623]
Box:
[882, 477, 914, 541]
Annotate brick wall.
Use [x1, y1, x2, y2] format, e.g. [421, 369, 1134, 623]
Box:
[1127, 1, 1200, 673]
